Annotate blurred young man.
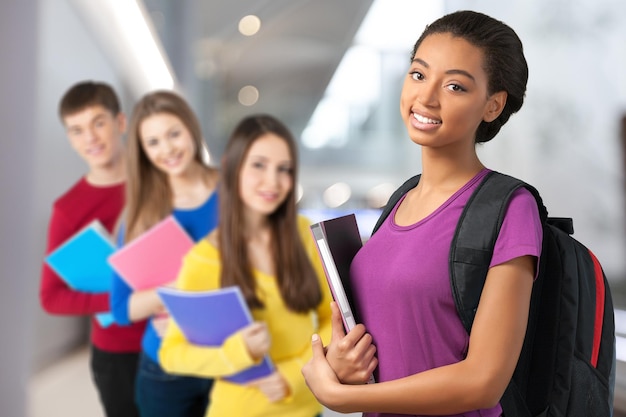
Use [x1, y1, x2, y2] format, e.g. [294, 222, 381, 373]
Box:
[40, 81, 146, 417]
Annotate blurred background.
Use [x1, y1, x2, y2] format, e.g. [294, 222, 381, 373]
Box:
[1, 0, 626, 415]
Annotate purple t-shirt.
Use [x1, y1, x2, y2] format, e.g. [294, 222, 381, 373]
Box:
[350, 169, 542, 417]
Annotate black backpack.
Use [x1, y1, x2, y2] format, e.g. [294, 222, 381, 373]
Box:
[372, 170, 615, 417]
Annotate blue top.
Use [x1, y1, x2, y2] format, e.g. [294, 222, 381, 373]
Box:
[110, 191, 219, 361]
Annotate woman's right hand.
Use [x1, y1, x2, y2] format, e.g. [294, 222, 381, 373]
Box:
[324, 302, 378, 384]
[128, 287, 166, 322]
[241, 322, 271, 360]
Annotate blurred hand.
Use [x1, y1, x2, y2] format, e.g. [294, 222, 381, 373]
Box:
[241, 322, 270, 360]
[152, 288, 167, 315]
[152, 314, 170, 337]
[325, 301, 378, 384]
[246, 370, 289, 402]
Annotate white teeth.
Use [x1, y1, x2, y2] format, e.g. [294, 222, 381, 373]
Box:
[164, 154, 181, 166]
[86, 145, 104, 155]
[413, 113, 441, 124]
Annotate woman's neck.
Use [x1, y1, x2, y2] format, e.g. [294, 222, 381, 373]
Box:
[419, 146, 484, 192]
[394, 151, 485, 226]
[169, 163, 215, 209]
[243, 216, 274, 276]
[242, 210, 271, 240]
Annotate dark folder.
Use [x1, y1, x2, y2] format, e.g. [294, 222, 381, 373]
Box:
[311, 214, 376, 384]
[310, 213, 363, 332]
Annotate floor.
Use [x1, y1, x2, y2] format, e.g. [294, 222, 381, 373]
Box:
[29, 338, 626, 417]
[27, 346, 359, 417]
[28, 346, 104, 417]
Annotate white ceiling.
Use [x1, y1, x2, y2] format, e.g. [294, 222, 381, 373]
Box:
[67, 0, 420, 205]
[142, 0, 375, 155]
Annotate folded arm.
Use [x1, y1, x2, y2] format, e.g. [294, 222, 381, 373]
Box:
[159, 317, 260, 378]
[109, 227, 163, 324]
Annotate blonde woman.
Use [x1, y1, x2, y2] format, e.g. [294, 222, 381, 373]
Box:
[110, 91, 218, 417]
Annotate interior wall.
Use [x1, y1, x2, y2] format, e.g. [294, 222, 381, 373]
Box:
[0, 1, 39, 415]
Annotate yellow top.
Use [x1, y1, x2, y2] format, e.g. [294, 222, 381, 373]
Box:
[159, 215, 333, 417]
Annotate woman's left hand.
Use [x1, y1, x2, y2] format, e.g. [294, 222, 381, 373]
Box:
[246, 370, 289, 402]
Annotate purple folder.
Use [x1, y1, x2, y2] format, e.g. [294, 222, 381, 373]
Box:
[158, 285, 274, 384]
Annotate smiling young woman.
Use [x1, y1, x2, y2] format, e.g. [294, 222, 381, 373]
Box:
[301, 11, 541, 417]
[159, 114, 334, 417]
[110, 90, 219, 417]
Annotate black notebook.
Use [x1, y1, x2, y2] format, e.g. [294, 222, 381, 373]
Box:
[310, 213, 363, 332]
[311, 214, 376, 384]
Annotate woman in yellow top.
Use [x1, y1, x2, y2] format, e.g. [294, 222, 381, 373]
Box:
[159, 114, 334, 417]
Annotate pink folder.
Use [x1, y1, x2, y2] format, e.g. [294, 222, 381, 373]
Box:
[108, 216, 194, 290]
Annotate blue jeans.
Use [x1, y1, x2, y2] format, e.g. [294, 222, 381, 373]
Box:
[135, 352, 213, 417]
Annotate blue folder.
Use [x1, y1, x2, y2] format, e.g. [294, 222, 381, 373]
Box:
[45, 220, 116, 327]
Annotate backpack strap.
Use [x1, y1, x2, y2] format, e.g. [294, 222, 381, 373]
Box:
[450, 171, 548, 332]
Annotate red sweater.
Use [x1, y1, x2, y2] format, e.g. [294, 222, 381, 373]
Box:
[40, 177, 146, 352]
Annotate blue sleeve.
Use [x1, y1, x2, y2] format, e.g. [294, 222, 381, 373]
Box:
[109, 225, 133, 325]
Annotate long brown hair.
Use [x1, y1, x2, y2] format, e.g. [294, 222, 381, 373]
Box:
[124, 90, 215, 242]
[218, 114, 321, 312]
